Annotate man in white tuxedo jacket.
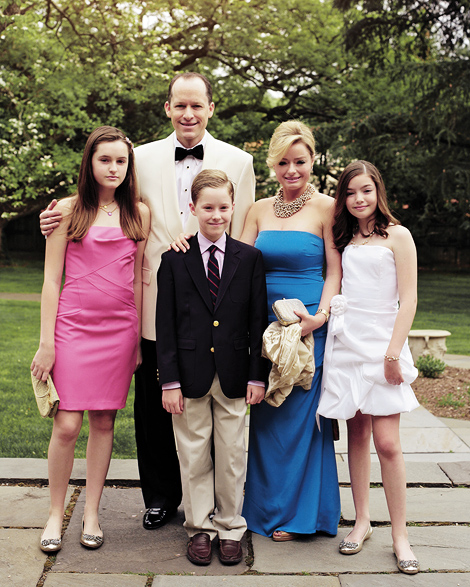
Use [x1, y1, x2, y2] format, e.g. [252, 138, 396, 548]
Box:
[39, 72, 255, 530]
[134, 73, 255, 530]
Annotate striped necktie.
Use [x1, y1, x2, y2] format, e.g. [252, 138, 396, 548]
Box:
[207, 245, 220, 306]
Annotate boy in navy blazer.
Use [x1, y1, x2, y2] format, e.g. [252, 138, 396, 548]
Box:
[156, 170, 268, 566]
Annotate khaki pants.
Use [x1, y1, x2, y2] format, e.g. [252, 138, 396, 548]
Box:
[172, 374, 247, 541]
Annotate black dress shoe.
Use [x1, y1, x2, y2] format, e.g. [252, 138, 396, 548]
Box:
[142, 507, 177, 530]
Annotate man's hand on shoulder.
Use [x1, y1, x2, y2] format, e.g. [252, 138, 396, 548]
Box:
[169, 232, 193, 253]
[40, 199, 62, 237]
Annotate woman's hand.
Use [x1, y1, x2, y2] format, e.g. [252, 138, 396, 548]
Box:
[384, 359, 404, 386]
[31, 344, 55, 381]
[295, 310, 326, 337]
[168, 232, 194, 253]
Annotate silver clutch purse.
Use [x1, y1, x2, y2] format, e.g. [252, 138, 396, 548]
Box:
[272, 298, 307, 326]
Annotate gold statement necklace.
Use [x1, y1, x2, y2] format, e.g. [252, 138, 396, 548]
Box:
[99, 200, 118, 217]
[273, 184, 315, 218]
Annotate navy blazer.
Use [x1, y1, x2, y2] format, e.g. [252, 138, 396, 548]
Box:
[156, 234, 269, 399]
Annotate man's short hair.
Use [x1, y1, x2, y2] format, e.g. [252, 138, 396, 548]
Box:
[167, 73, 213, 104]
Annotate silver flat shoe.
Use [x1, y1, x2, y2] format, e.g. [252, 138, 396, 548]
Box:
[40, 536, 62, 553]
[393, 546, 419, 574]
[80, 517, 104, 549]
[40, 524, 62, 553]
[339, 523, 373, 555]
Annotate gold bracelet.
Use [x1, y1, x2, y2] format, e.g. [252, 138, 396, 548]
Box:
[384, 354, 400, 362]
[315, 308, 330, 323]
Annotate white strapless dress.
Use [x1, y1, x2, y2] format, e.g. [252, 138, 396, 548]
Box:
[318, 245, 419, 420]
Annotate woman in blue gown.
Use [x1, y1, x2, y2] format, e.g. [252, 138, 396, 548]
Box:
[240, 121, 342, 540]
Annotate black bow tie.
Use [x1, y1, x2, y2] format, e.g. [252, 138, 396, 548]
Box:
[175, 144, 204, 161]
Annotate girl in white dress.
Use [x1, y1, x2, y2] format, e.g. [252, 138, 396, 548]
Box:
[318, 160, 420, 574]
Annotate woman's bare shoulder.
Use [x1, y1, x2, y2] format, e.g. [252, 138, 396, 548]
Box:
[313, 191, 335, 207]
[386, 223, 412, 239]
[56, 195, 77, 214]
[250, 195, 275, 216]
[254, 195, 276, 207]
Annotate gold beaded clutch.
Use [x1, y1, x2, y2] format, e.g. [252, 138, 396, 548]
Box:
[31, 373, 60, 418]
[272, 298, 307, 326]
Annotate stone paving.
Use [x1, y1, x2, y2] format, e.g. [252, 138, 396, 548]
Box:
[2, 402, 470, 586]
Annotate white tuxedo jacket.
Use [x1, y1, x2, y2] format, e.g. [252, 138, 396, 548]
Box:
[134, 131, 255, 340]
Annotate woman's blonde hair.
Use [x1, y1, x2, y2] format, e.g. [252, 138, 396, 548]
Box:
[266, 120, 315, 168]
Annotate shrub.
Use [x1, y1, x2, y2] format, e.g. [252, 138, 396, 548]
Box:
[416, 355, 446, 378]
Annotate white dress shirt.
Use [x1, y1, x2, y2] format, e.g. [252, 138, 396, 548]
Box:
[174, 132, 207, 227]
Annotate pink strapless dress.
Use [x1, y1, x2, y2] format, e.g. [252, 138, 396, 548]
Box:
[52, 226, 138, 411]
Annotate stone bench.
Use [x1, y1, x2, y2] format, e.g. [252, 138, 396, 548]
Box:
[408, 329, 451, 362]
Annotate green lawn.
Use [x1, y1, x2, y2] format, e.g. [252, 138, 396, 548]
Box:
[0, 255, 468, 458]
[413, 273, 470, 355]
[0, 254, 45, 293]
[0, 299, 137, 459]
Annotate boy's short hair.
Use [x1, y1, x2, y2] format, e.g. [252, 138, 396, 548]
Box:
[191, 169, 235, 203]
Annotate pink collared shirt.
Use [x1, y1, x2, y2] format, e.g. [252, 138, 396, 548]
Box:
[198, 231, 226, 276]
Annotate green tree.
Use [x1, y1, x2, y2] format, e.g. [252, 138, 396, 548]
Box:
[1, 0, 351, 257]
[328, 0, 470, 251]
[2, 0, 468, 261]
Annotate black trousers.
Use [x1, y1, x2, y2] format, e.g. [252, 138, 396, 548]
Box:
[134, 337, 182, 510]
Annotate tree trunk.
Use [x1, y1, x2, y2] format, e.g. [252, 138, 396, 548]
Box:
[0, 219, 11, 263]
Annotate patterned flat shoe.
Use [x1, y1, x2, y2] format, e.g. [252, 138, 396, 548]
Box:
[393, 546, 420, 574]
[40, 536, 62, 553]
[339, 523, 373, 555]
[80, 516, 104, 549]
[39, 524, 62, 553]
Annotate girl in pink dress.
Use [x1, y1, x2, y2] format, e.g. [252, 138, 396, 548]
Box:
[31, 126, 150, 552]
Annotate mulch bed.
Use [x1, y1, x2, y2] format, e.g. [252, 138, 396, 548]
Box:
[412, 366, 470, 421]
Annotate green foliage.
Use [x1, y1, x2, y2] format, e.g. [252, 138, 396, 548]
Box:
[1, 0, 470, 257]
[329, 0, 470, 247]
[437, 392, 465, 409]
[416, 355, 446, 379]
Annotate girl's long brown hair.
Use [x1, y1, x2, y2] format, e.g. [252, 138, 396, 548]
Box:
[67, 126, 145, 242]
[333, 160, 400, 253]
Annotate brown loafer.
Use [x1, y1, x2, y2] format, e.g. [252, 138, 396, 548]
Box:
[219, 539, 243, 565]
[187, 532, 212, 565]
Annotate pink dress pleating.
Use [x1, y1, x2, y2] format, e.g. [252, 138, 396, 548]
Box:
[52, 226, 138, 411]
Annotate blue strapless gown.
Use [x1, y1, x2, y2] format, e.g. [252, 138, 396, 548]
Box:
[242, 231, 340, 537]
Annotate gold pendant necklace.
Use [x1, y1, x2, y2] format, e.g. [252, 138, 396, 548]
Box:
[99, 200, 118, 216]
[273, 184, 315, 218]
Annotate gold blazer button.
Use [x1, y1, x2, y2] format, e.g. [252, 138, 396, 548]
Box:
[210, 347, 215, 353]
[213, 320, 219, 327]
